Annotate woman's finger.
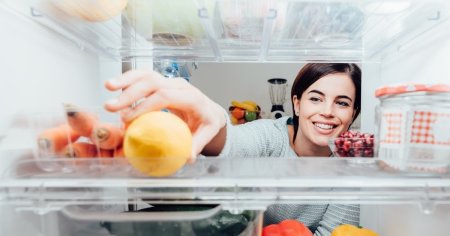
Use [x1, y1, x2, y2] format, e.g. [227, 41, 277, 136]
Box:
[105, 75, 191, 112]
[190, 122, 223, 161]
[121, 85, 200, 122]
[120, 92, 170, 122]
[105, 70, 164, 112]
[105, 70, 158, 91]
[110, 80, 160, 111]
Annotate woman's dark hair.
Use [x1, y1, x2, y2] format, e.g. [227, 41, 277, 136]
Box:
[291, 63, 361, 141]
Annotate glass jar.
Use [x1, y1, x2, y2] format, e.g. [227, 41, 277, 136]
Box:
[375, 84, 450, 174]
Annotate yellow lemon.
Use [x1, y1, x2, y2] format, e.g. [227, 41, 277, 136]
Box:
[124, 111, 192, 177]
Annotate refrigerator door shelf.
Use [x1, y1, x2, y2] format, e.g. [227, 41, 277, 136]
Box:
[1, 0, 450, 62]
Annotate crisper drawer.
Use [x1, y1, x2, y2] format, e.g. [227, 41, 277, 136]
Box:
[0, 203, 262, 236]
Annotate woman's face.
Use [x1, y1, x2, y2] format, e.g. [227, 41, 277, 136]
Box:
[293, 72, 356, 147]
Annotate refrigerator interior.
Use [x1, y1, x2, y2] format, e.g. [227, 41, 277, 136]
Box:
[1, 0, 450, 235]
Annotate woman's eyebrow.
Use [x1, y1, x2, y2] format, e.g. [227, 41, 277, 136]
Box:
[308, 90, 353, 102]
[308, 90, 325, 96]
[336, 95, 353, 102]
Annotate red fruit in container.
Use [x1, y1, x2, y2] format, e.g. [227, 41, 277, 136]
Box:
[347, 132, 354, 138]
[365, 137, 374, 147]
[343, 140, 352, 152]
[354, 140, 364, 148]
[331, 131, 375, 158]
[353, 149, 363, 157]
[337, 148, 347, 157]
[334, 138, 344, 148]
[364, 148, 374, 157]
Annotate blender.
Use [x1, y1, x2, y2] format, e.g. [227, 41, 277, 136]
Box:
[268, 78, 288, 119]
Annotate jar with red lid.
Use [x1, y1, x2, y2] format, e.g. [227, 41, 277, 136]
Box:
[375, 84, 450, 174]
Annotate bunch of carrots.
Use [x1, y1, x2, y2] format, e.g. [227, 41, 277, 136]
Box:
[37, 104, 125, 159]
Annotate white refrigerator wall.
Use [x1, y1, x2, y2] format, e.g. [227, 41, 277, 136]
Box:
[0, 6, 113, 236]
[0, 5, 115, 171]
[366, 18, 450, 235]
[0, 6, 102, 134]
[380, 19, 450, 85]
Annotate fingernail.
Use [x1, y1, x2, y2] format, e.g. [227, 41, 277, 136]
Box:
[106, 98, 119, 105]
[108, 79, 121, 87]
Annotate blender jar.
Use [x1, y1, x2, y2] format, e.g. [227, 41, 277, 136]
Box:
[268, 78, 288, 119]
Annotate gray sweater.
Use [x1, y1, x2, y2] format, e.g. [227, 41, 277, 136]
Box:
[219, 116, 360, 236]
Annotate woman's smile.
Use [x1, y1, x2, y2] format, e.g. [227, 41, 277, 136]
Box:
[312, 122, 337, 135]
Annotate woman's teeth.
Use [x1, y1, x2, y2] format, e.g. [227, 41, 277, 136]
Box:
[314, 122, 334, 130]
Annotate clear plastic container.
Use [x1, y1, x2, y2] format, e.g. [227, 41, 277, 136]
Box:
[329, 137, 375, 158]
[328, 131, 376, 166]
[29, 105, 124, 173]
[375, 84, 450, 174]
[2, 203, 262, 236]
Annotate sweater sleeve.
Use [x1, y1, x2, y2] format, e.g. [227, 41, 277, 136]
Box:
[313, 204, 360, 236]
[218, 117, 290, 157]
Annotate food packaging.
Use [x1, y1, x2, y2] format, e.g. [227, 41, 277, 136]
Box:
[375, 84, 450, 173]
[219, 0, 287, 42]
[126, 0, 215, 46]
[30, 106, 125, 173]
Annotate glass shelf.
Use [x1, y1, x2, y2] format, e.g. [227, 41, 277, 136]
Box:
[2, 0, 449, 62]
[1, 157, 449, 213]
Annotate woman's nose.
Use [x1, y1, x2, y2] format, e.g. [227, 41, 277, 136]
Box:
[320, 102, 334, 117]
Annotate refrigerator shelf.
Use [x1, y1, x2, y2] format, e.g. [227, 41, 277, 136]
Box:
[2, 0, 450, 62]
[1, 157, 449, 213]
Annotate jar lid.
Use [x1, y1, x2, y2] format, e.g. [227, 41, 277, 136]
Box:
[375, 84, 450, 97]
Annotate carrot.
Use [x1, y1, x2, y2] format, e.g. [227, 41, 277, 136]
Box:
[91, 123, 124, 150]
[64, 103, 99, 137]
[37, 124, 80, 153]
[98, 149, 113, 158]
[123, 121, 130, 130]
[62, 142, 97, 158]
[113, 147, 125, 158]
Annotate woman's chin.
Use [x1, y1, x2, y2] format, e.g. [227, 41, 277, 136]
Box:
[314, 137, 331, 148]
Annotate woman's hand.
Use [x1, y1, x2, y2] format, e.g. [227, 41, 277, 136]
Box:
[104, 70, 227, 161]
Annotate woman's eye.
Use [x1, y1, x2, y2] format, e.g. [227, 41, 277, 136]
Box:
[336, 101, 350, 107]
[309, 97, 321, 102]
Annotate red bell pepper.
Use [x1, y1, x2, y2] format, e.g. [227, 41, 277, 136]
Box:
[263, 219, 313, 236]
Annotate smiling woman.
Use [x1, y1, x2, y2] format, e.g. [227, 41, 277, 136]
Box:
[104, 63, 362, 235]
[291, 63, 361, 157]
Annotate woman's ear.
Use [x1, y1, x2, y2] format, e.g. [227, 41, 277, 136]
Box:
[292, 95, 300, 116]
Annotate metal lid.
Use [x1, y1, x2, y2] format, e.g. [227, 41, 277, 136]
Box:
[375, 84, 450, 97]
